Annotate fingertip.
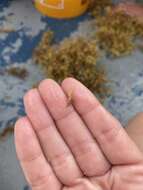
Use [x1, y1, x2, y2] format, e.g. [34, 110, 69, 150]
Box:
[38, 78, 57, 92]
[62, 78, 100, 115]
[14, 117, 33, 146]
[62, 77, 77, 87]
[14, 117, 30, 158]
[38, 78, 68, 114]
[38, 79, 63, 102]
[23, 88, 39, 107]
[15, 116, 29, 135]
[62, 77, 94, 97]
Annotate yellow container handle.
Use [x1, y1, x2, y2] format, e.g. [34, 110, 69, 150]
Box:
[34, 0, 90, 19]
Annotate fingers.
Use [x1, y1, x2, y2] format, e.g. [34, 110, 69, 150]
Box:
[14, 117, 61, 190]
[38, 79, 110, 177]
[62, 78, 143, 165]
[24, 89, 82, 185]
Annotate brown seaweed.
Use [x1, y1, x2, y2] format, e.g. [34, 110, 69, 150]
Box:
[34, 33, 110, 100]
[95, 11, 143, 57]
[0, 126, 14, 140]
[0, 28, 15, 33]
[7, 67, 28, 79]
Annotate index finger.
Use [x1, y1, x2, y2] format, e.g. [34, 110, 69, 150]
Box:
[62, 78, 143, 165]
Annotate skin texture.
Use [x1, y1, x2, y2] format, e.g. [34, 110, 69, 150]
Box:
[126, 113, 143, 153]
[14, 78, 143, 190]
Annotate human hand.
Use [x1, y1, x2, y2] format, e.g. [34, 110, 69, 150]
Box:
[15, 78, 143, 190]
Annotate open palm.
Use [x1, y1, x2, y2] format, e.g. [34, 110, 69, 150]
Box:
[15, 78, 143, 190]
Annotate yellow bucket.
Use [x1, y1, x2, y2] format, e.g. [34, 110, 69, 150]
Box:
[34, 0, 90, 19]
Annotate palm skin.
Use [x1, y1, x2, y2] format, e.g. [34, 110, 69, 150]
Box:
[15, 78, 143, 190]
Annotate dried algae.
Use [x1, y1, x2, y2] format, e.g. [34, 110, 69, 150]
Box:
[34, 32, 109, 100]
[92, 2, 143, 57]
[7, 67, 28, 79]
[33, 1, 143, 101]
[0, 126, 14, 140]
